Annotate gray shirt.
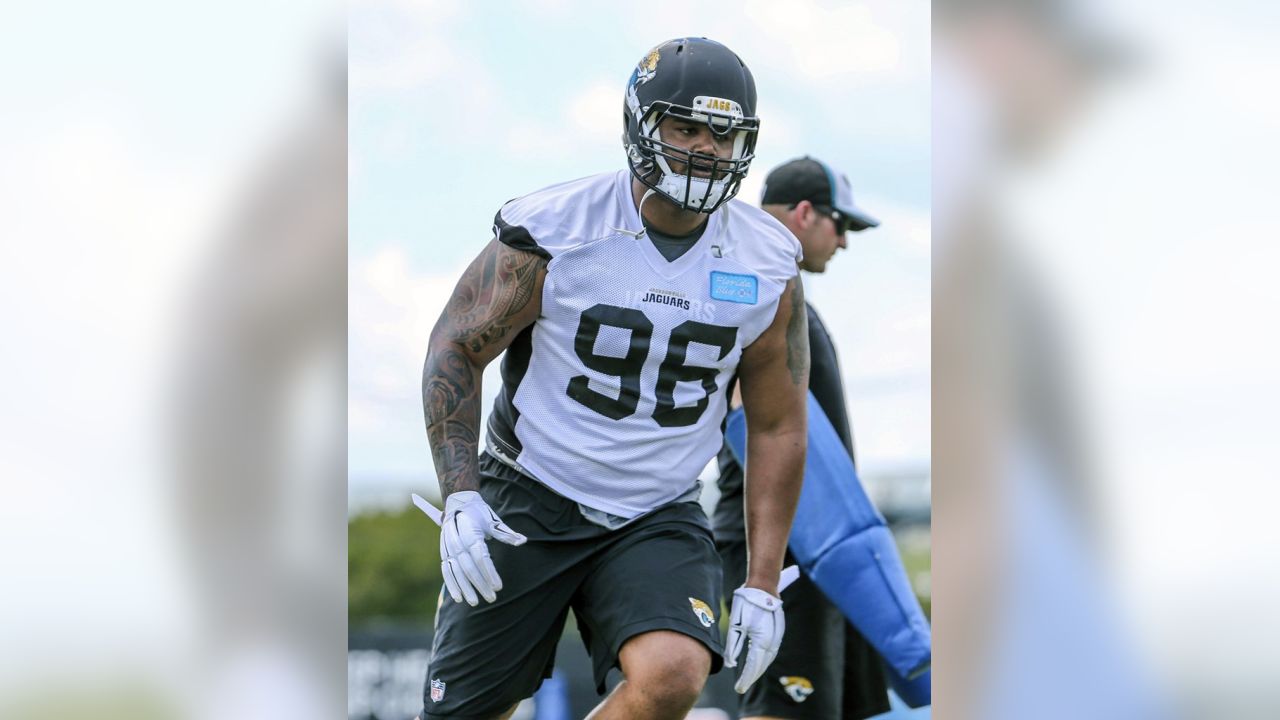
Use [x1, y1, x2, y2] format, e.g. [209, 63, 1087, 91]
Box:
[643, 219, 707, 261]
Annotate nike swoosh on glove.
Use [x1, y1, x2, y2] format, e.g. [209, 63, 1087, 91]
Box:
[438, 491, 527, 606]
[723, 584, 788, 693]
[727, 586, 783, 691]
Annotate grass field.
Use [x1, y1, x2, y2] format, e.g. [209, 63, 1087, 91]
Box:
[897, 524, 932, 619]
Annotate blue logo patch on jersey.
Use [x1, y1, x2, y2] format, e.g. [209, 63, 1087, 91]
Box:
[709, 271, 758, 305]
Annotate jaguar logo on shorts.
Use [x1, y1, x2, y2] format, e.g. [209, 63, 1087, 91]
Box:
[688, 597, 715, 627]
[430, 678, 446, 702]
[780, 676, 815, 703]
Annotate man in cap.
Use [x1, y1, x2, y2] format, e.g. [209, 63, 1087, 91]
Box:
[713, 156, 889, 720]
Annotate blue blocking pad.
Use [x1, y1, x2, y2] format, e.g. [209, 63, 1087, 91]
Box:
[886, 666, 932, 710]
[725, 393, 932, 706]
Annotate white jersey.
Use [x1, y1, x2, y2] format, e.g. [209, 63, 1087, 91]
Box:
[485, 170, 801, 519]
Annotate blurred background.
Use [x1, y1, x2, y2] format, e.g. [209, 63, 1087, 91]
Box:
[935, 0, 1280, 718]
[348, 1, 930, 717]
[0, 1, 346, 718]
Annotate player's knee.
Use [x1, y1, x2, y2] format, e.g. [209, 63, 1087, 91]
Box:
[624, 635, 710, 709]
[635, 667, 705, 712]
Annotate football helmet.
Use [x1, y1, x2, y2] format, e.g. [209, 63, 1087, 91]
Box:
[623, 38, 760, 213]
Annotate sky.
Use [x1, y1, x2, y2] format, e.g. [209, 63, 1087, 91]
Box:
[348, 0, 931, 503]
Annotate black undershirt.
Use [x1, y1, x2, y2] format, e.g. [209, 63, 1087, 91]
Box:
[643, 219, 706, 261]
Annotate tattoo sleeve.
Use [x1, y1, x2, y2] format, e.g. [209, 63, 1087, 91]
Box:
[422, 241, 546, 497]
[785, 275, 809, 385]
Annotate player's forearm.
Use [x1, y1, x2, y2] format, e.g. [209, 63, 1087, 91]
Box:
[742, 426, 806, 593]
[422, 340, 484, 498]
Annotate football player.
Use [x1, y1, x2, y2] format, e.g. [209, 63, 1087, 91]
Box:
[416, 38, 809, 720]
[713, 157, 891, 720]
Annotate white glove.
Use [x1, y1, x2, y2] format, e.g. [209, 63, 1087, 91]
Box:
[436, 491, 527, 606]
[723, 566, 800, 693]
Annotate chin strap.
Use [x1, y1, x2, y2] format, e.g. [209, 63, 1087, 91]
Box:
[638, 187, 659, 216]
[605, 188, 658, 240]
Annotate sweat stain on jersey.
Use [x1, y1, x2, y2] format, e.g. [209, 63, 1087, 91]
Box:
[689, 597, 716, 627]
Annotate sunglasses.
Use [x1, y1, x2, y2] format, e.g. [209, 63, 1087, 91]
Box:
[793, 203, 855, 234]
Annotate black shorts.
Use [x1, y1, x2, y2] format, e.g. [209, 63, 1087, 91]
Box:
[422, 453, 724, 719]
[718, 537, 890, 720]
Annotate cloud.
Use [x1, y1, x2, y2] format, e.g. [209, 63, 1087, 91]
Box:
[743, 0, 903, 81]
[505, 81, 621, 161]
[570, 82, 622, 139]
[348, 0, 471, 94]
[859, 193, 932, 260]
[505, 120, 575, 162]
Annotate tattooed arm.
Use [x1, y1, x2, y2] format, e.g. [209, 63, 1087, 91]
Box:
[735, 275, 809, 595]
[422, 239, 547, 499]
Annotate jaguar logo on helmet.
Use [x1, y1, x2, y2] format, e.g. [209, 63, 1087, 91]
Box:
[634, 47, 661, 85]
[688, 597, 715, 627]
[780, 676, 815, 703]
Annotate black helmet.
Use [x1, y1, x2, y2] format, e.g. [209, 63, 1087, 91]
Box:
[623, 38, 760, 213]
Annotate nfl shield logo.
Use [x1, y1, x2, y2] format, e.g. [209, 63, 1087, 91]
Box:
[430, 678, 446, 702]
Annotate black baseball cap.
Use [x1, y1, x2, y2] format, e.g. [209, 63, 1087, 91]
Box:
[760, 156, 879, 232]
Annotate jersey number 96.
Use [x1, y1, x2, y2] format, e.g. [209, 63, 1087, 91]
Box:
[567, 303, 737, 427]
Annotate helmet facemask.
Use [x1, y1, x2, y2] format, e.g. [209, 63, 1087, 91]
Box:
[626, 96, 759, 213]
